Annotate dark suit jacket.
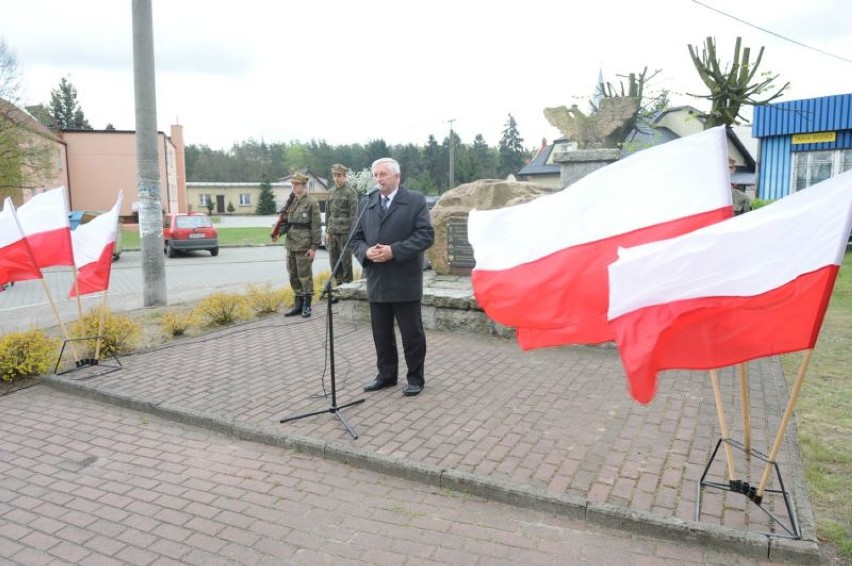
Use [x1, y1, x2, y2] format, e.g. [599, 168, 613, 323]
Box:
[350, 186, 434, 302]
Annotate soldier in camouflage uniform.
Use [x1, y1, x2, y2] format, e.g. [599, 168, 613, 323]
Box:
[271, 173, 322, 317]
[326, 164, 360, 294]
[729, 158, 752, 215]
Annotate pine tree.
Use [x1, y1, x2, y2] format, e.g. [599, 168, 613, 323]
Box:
[471, 134, 495, 179]
[49, 77, 92, 130]
[256, 178, 277, 214]
[498, 114, 526, 178]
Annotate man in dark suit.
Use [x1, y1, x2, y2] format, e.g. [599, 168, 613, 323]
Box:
[350, 158, 435, 397]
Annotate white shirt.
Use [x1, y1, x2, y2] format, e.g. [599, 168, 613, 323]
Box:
[381, 188, 398, 209]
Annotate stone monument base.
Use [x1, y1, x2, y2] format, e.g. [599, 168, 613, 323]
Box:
[335, 272, 514, 339]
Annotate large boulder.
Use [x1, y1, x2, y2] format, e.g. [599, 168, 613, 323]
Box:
[426, 179, 557, 275]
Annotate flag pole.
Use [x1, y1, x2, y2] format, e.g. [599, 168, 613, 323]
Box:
[709, 369, 736, 481]
[756, 349, 813, 498]
[738, 363, 752, 459]
[73, 265, 84, 322]
[94, 291, 110, 360]
[39, 279, 80, 363]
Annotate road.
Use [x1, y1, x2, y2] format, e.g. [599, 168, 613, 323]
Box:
[0, 246, 334, 334]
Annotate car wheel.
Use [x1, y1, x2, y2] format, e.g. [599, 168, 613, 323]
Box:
[210, 247, 219, 257]
[166, 242, 177, 258]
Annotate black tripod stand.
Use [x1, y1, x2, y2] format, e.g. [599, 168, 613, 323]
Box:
[280, 191, 376, 438]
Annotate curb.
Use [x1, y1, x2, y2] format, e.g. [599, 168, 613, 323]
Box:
[42, 373, 821, 564]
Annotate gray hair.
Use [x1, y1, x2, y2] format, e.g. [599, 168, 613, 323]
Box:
[371, 157, 400, 176]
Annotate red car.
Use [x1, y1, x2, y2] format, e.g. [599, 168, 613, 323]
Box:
[163, 212, 219, 257]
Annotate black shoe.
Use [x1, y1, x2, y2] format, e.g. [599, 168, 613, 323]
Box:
[284, 297, 303, 317]
[363, 378, 397, 392]
[403, 384, 423, 397]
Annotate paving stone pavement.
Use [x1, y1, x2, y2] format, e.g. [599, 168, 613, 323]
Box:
[5, 304, 823, 564]
[1, 385, 807, 566]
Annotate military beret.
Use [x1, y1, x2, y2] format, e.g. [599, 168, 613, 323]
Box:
[331, 163, 349, 175]
[291, 173, 309, 185]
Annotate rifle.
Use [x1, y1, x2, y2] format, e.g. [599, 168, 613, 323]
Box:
[270, 192, 296, 241]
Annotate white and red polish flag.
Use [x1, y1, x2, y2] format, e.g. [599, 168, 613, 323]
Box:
[69, 192, 123, 297]
[468, 127, 733, 350]
[0, 198, 43, 285]
[608, 171, 852, 404]
[17, 187, 74, 268]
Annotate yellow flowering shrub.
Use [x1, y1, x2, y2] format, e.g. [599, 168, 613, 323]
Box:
[0, 329, 61, 382]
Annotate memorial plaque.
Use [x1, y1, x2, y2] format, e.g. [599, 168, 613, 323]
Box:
[447, 217, 475, 275]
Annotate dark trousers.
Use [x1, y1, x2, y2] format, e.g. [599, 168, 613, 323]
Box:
[369, 300, 426, 387]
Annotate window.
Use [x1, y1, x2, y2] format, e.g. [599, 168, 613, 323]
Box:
[239, 193, 251, 206]
[841, 149, 852, 174]
[176, 215, 213, 229]
[792, 149, 850, 191]
[198, 194, 212, 206]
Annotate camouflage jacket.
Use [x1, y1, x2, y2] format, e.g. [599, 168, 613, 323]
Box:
[732, 188, 751, 215]
[285, 194, 322, 252]
[326, 182, 359, 235]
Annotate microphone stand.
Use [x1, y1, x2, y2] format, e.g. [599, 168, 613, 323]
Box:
[279, 189, 377, 439]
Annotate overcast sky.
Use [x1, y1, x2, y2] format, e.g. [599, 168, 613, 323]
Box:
[3, 0, 852, 151]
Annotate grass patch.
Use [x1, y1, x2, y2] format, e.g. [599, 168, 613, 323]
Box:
[121, 226, 277, 250]
[780, 249, 852, 558]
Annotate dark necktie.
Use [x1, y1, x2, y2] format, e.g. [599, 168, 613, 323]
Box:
[382, 196, 389, 211]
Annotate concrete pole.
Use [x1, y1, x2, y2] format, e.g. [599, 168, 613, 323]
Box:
[132, 0, 167, 306]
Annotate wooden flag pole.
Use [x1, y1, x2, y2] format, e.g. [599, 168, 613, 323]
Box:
[73, 265, 84, 322]
[709, 369, 736, 481]
[94, 292, 110, 360]
[757, 349, 813, 498]
[738, 363, 752, 458]
[39, 279, 80, 362]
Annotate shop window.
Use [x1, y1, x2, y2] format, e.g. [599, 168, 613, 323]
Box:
[792, 150, 846, 191]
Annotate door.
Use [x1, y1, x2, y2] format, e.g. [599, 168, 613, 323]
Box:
[216, 195, 225, 213]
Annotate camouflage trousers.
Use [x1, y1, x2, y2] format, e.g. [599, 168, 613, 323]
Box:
[287, 250, 314, 297]
[328, 232, 354, 285]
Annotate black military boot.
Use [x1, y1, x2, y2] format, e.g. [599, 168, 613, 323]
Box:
[301, 294, 312, 318]
[284, 296, 303, 317]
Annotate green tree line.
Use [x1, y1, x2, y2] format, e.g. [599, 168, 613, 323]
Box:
[185, 114, 531, 195]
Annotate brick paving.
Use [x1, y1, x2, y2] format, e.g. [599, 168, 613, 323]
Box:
[1, 386, 806, 565]
[3, 305, 823, 563]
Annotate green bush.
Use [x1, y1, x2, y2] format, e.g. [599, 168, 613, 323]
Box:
[71, 306, 141, 358]
[159, 309, 197, 337]
[245, 284, 292, 315]
[196, 292, 251, 326]
[0, 329, 60, 382]
[751, 198, 773, 210]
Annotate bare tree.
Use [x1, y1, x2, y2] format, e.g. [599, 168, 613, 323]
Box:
[688, 36, 788, 128]
[0, 38, 56, 201]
